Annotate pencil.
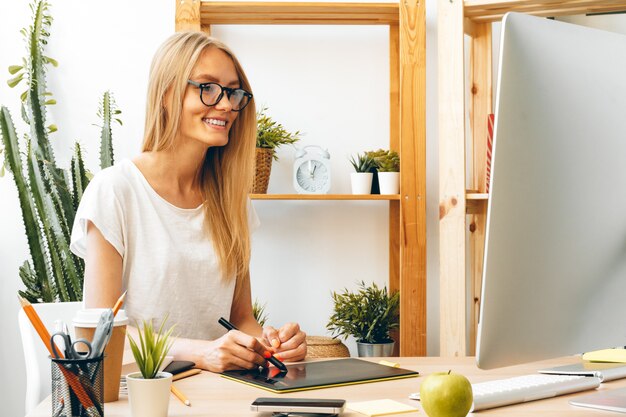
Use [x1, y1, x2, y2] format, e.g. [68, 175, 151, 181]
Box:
[171, 384, 191, 406]
[18, 296, 96, 411]
[172, 368, 201, 381]
[112, 290, 127, 316]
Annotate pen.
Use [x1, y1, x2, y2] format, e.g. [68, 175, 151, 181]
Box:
[217, 317, 288, 372]
[171, 384, 191, 406]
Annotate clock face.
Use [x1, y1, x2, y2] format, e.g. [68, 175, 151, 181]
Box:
[295, 160, 330, 193]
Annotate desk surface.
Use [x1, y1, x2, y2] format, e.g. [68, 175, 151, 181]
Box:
[27, 356, 624, 416]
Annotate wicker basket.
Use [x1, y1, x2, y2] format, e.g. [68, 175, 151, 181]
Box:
[252, 147, 274, 194]
[305, 336, 350, 359]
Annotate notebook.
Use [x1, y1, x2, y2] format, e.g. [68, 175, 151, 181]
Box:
[221, 358, 419, 393]
[348, 399, 419, 416]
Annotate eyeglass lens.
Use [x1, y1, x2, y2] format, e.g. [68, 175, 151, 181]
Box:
[201, 83, 250, 110]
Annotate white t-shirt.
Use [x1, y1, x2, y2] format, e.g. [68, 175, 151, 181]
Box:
[70, 159, 259, 340]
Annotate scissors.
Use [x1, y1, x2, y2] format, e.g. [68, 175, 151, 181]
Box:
[50, 331, 93, 360]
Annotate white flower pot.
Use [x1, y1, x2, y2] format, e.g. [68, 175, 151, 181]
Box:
[378, 172, 400, 194]
[351, 172, 373, 194]
[127, 372, 172, 417]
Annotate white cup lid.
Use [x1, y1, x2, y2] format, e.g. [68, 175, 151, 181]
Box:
[73, 308, 129, 327]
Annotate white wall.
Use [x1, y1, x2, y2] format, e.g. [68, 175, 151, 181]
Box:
[0, 1, 440, 415]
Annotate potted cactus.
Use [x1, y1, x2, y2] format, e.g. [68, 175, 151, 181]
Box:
[349, 153, 375, 195]
[126, 316, 175, 417]
[327, 281, 400, 357]
[0, 0, 120, 303]
[374, 150, 400, 194]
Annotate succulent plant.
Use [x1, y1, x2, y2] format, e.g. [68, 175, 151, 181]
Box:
[0, 0, 120, 303]
[374, 150, 400, 172]
[128, 316, 175, 379]
[252, 298, 269, 327]
[349, 152, 376, 173]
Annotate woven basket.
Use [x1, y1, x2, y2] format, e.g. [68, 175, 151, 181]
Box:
[305, 336, 350, 359]
[252, 147, 274, 194]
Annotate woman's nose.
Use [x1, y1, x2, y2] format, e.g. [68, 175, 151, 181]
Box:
[214, 93, 233, 111]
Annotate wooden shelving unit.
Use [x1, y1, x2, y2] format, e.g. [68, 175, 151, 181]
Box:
[438, 0, 626, 357]
[176, 0, 427, 355]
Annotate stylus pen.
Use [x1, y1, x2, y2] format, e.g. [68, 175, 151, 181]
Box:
[218, 317, 288, 372]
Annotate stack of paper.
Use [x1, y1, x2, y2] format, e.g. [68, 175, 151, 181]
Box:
[348, 399, 419, 416]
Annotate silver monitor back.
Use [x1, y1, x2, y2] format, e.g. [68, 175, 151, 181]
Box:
[476, 12, 626, 369]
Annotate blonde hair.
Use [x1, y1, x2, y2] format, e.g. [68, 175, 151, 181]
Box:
[142, 32, 256, 286]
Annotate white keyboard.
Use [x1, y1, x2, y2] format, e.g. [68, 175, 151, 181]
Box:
[471, 374, 601, 411]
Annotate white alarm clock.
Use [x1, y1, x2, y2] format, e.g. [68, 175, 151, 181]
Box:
[293, 145, 331, 194]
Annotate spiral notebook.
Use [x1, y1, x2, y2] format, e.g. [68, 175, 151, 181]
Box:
[221, 358, 419, 393]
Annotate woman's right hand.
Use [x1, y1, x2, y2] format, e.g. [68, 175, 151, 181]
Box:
[198, 330, 269, 373]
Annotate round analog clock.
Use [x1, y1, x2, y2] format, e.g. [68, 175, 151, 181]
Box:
[293, 145, 331, 194]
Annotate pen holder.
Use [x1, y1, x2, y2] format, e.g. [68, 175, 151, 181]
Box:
[51, 355, 104, 417]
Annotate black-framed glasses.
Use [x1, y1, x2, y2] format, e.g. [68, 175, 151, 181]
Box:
[187, 80, 253, 112]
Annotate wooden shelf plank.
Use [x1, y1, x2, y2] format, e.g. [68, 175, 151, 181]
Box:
[250, 194, 401, 200]
[201, 2, 400, 25]
[466, 192, 489, 200]
[465, 0, 626, 22]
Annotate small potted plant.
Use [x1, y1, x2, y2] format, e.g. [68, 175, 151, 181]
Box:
[374, 150, 400, 194]
[327, 281, 400, 357]
[126, 316, 175, 417]
[349, 153, 376, 195]
[365, 149, 388, 194]
[254, 107, 302, 193]
[252, 298, 269, 327]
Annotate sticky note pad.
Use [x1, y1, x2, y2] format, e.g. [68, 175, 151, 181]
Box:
[583, 349, 626, 363]
[348, 399, 419, 416]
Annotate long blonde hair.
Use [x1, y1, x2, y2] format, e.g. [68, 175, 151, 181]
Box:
[142, 32, 256, 286]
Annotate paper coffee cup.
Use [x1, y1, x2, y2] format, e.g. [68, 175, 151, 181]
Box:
[73, 308, 129, 403]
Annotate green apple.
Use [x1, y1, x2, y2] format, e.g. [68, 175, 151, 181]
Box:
[420, 370, 473, 417]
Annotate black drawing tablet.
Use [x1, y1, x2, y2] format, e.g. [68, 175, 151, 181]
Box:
[221, 358, 419, 393]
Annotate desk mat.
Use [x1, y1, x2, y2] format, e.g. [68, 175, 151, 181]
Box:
[221, 358, 419, 393]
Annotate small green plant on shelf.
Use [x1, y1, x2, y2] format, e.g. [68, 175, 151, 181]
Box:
[256, 107, 301, 161]
[253, 298, 269, 327]
[127, 316, 175, 379]
[349, 153, 376, 173]
[374, 150, 400, 172]
[327, 281, 400, 344]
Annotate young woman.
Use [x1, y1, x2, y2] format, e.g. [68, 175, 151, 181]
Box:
[70, 32, 306, 372]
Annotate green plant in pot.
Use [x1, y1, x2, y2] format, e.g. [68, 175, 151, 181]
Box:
[252, 298, 269, 327]
[327, 281, 400, 357]
[0, 0, 120, 303]
[348, 153, 375, 195]
[253, 107, 301, 193]
[126, 316, 175, 417]
[373, 150, 400, 195]
[365, 148, 388, 194]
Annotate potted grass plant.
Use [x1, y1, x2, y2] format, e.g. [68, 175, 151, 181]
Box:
[126, 316, 175, 417]
[374, 150, 400, 194]
[253, 107, 301, 193]
[349, 153, 375, 194]
[327, 281, 400, 357]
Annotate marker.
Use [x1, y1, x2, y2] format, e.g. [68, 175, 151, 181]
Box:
[218, 317, 288, 372]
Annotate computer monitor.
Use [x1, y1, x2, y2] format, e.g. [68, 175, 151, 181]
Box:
[476, 12, 626, 370]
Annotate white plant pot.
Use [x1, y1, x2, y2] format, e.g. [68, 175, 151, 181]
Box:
[127, 372, 172, 417]
[378, 172, 400, 194]
[351, 172, 373, 195]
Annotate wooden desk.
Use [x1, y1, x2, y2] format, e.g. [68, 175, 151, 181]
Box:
[27, 356, 623, 416]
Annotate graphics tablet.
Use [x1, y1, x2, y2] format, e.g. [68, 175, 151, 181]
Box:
[221, 358, 419, 393]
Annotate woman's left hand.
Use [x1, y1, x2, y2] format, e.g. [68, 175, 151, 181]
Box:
[262, 323, 307, 362]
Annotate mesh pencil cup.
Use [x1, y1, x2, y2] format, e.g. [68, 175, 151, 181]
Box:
[51, 355, 104, 417]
